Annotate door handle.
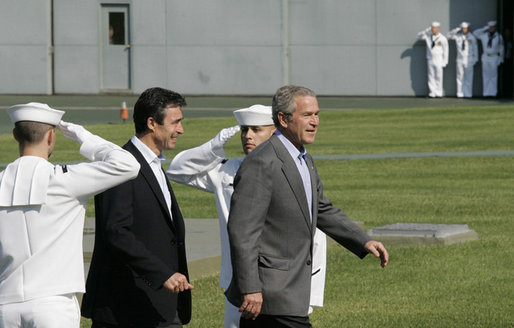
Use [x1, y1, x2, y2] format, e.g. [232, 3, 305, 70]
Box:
[125, 44, 131, 50]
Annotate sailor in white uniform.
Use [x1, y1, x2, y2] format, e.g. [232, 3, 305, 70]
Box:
[447, 22, 479, 98]
[0, 103, 140, 328]
[167, 105, 327, 328]
[417, 21, 449, 97]
[474, 20, 505, 97]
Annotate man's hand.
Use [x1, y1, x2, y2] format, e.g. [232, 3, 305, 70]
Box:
[239, 292, 262, 320]
[212, 125, 241, 150]
[364, 240, 389, 268]
[58, 120, 93, 144]
[162, 272, 194, 294]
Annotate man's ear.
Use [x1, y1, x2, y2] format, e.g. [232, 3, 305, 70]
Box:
[146, 117, 157, 133]
[46, 128, 55, 146]
[12, 128, 19, 142]
[277, 112, 289, 129]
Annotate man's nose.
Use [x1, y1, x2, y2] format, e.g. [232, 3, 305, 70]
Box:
[177, 122, 184, 134]
[246, 130, 255, 139]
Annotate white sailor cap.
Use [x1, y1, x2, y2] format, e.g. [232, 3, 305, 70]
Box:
[8, 102, 64, 126]
[431, 21, 441, 27]
[233, 104, 273, 126]
[460, 22, 469, 28]
[488, 20, 497, 27]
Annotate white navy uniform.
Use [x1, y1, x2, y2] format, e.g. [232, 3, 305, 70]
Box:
[417, 27, 449, 97]
[0, 123, 140, 327]
[167, 129, 327, 328]
[474, 25, 504, 97]
[447, 27, 478, 98]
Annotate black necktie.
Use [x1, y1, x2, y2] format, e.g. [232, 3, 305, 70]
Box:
[462, 39, 466, 51]
[488, 32, 494, 48]
[431, 36, 436, 48]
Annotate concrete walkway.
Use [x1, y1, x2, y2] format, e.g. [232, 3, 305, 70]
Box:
[1, 94, 512, 110]
[312, 150, 514, 161]
[183, 219, 223, 280]
[3, 149, 514, 170]
[82, 218, 363, 281]
[1, 95, 513, 134]
[83, 218, 222, 281]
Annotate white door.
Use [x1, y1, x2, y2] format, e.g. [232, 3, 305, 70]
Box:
[101, 5, 130, 91]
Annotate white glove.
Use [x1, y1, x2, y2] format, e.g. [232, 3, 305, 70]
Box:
[448, 27, 460, 36]
[58, 120, 94, 144]
[211, 125, 241, 150]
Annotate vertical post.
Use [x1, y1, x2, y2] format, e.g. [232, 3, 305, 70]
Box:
[499, 0, 504, 97]
[46, 0, 54, 95]
[282, 0, 290, 85]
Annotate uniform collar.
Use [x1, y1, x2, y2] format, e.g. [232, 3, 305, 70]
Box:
[0, 156, 54, 206]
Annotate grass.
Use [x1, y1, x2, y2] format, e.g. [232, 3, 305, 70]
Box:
[2, 105, 513, 327]
[309, 156, 513, 327]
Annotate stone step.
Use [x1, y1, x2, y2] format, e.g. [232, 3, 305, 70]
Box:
[367, 223, 479, 246]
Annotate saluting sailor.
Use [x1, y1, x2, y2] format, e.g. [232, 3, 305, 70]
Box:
[167, 105, 327, 328]
[417, 21, 449, 98]
[473, 20, 505, 97]
[447, 22, 479, 98]
[0, 103, 140, 327]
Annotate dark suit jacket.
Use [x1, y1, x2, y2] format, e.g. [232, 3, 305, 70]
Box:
[226, 135, 371, 317]
[82, 140, 191, 327]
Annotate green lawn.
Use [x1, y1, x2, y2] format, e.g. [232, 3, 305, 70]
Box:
[2, 105, 513, 327]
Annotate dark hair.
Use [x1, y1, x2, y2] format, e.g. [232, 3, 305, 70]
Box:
[14, 121, 54, 145]
[133, 87, 187, 134]
[272, 85, 316, 127]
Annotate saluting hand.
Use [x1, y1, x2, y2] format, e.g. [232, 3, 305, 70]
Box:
[364, 240, 389, 268]
[163, 272, 194, 294]
[58, 120, 93, 144]
[212, 125, 241, 150]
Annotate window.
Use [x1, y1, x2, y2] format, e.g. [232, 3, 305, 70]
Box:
[109, 12, 125, 45]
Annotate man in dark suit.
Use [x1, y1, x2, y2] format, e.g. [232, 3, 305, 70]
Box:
[82, 87, 193, 328]
[226, 85, 389, 328]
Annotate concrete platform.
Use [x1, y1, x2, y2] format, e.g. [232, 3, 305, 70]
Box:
[1, 95, 513, 134]
[83, 219, 366, 280]
[367, 223, 479, 246]
[83, 218, 222, 281]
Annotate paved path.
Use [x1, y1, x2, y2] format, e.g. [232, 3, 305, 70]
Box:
[3, 149, 514, 170]
[312, 150, 514, 161]
[1, 95, 513, 134]
[1, 95, 512, 110]
[83, 218, 222, 280]
[83, 218, 356, 281]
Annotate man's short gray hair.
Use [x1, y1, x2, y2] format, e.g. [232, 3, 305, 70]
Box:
[272, 85, 316, 127]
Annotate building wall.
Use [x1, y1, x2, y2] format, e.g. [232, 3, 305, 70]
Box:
[0, 0, 498, 95]
[160, 0, 284, 95]
[53, 0, 100, 93]
[0, 0, 51, 94]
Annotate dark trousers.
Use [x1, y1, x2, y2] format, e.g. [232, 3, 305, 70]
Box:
[91, 314, 182, 328]
[240, 314, 312, 328]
